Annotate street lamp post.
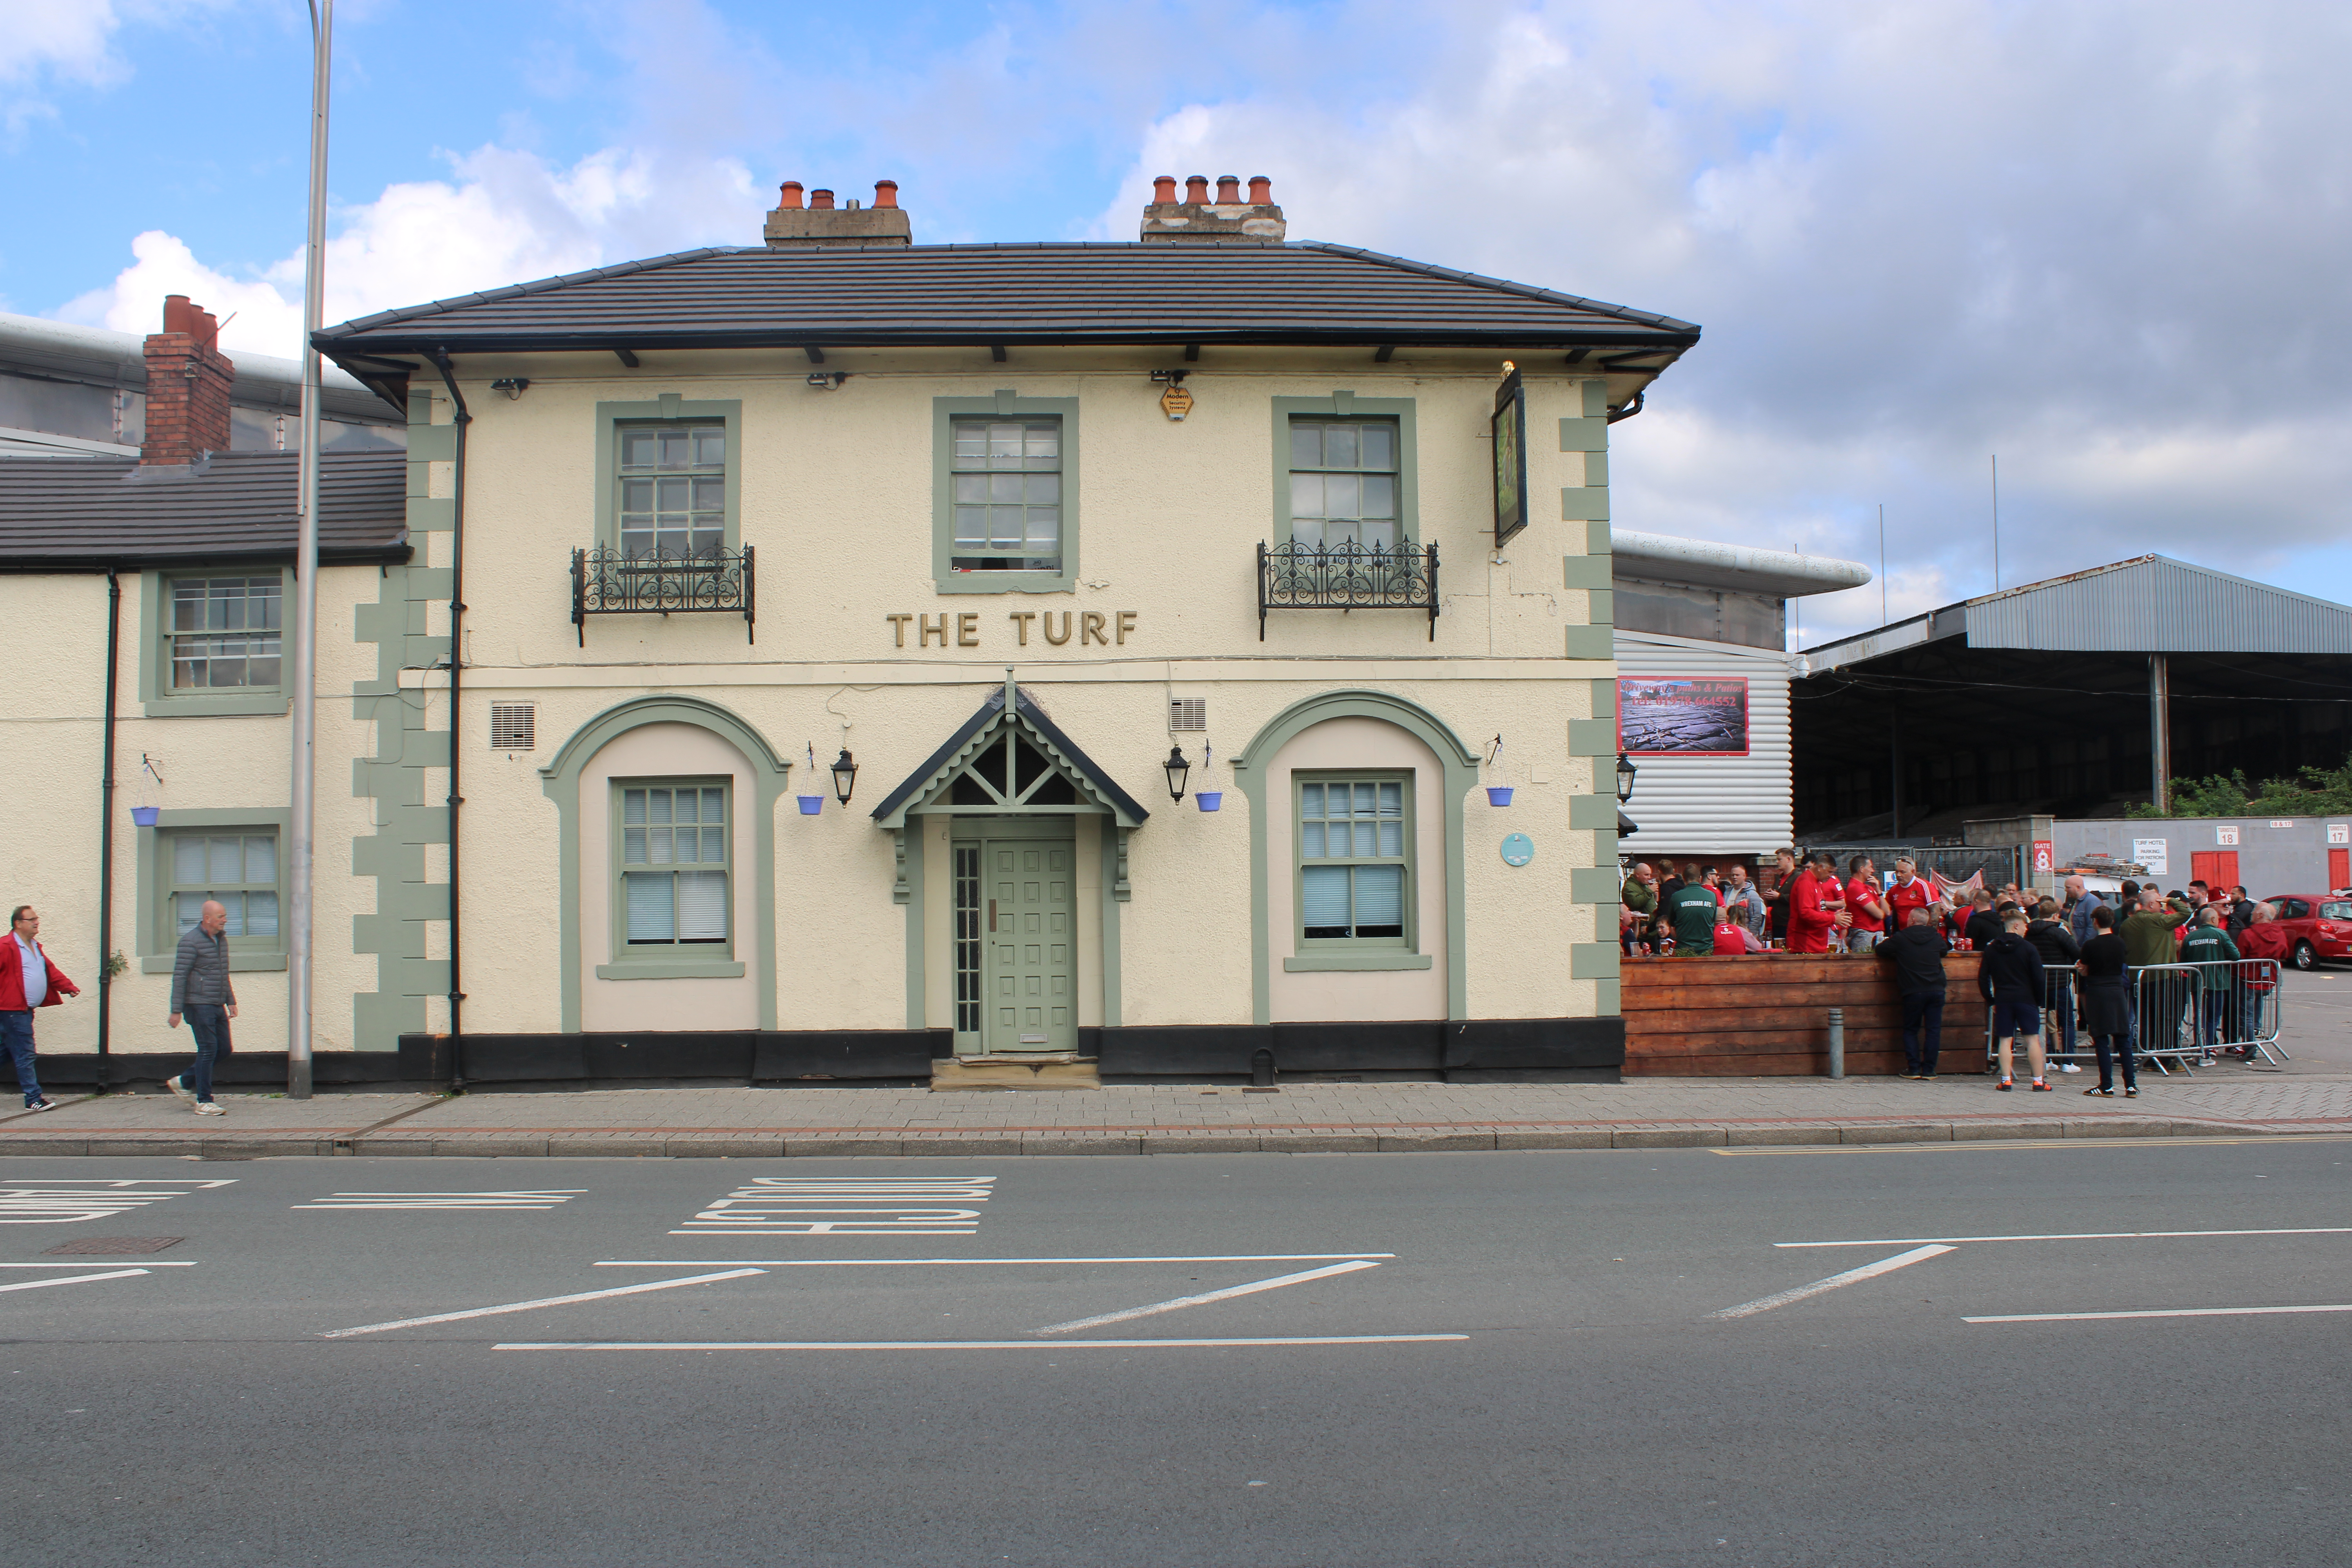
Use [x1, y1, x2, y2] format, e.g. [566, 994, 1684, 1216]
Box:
[288, 0, 333, 1100]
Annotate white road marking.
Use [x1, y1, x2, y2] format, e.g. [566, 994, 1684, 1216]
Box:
[1710, 1245, 1955, 1320]
[1715, 1135, 2352, 1156]
[319, 1268, 766, 1339]
[0, 1179, 236, 1225]
[675, 1176, 996, 1236]
[294, 1191, 585, 1211]
[494, 1335, 1468, 1352]
[1035, 1261, 1384, 1335]
[1778, 1228, 2352, 1249]
[0, 1268, 149, 1294]
[0, 1261, 198, 1268]
[593, 1254, 1396, 1268]
[1967, 1304, 2352, 1323]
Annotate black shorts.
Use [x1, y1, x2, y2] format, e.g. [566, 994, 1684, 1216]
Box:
[1991, 996, 2041, 1040]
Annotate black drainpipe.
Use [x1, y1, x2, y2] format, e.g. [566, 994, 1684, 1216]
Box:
[95, 568, 122, 1089]
[428, 348, 471, 1089]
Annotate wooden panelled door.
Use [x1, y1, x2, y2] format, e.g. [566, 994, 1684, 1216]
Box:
[988, 838, 1076, 1052]
[2190, 850, 2238, 893]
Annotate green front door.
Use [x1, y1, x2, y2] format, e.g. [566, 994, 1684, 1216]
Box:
[988, 837, 1076, 1052]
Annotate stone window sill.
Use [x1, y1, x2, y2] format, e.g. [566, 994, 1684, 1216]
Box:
[594, 958, 746, 981]
[1283, 952, 1434, 972]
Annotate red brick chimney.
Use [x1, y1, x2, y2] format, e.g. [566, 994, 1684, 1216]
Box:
[142, 295, 234, 466]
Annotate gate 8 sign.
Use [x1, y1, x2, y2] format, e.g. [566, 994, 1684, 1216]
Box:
[1617, 677, 1750, 757]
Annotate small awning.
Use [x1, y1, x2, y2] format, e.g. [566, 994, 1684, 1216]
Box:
[869, 682, 1151, 831]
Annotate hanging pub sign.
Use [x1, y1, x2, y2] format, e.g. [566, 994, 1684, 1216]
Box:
[1491, 364, 1528, 546]
[1617, 677, 1750, 757]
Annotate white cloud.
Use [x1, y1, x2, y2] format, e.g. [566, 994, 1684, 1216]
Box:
[60, 143, 759, 360]
[1095, 0, 2352, 640]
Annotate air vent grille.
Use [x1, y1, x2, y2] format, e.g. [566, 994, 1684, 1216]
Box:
[490, 703, 536, 751]
[1169, 698, 1206, 731]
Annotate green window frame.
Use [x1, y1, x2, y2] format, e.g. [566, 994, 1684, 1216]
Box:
[135, 808, 292, 973]
[137, 567, 290, 717]
[1269, 394, 1418, 547]
[1294, 772, 1415, 951]
[593, 396, 742, 554]
[932, 393, 1080, 593]
[612, 779, 733, 965]
[1286, 417, 1401, 549]
[615, 421, 728, 560]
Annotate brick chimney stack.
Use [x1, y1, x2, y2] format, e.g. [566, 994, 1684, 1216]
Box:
[763, 179, 913, 248]
[142, 294, 235, 465]
[1140, 173, 1285, 242]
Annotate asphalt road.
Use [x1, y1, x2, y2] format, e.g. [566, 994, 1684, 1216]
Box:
[2, 1139, 2347, 1567]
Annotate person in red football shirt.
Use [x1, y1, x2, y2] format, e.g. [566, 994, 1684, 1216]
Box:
[1843, 855, 1890, 954]
[1886, 856, 1933, 934]
[1787, 852, 1850, 954]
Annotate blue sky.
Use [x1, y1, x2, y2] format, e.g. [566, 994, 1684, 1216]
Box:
[6, 0, 2348, 645]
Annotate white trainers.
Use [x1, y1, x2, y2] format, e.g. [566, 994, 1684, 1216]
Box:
[163, 1075, 194, 1106]
[2059, 1062, 2082, 1073]
[194, 1101, 227, 1117]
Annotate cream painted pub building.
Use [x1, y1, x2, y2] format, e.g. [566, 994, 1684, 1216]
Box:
[0, 180, 1700, 1086]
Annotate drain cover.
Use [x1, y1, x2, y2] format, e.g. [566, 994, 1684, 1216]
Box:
[42, 1237, 184, 1256]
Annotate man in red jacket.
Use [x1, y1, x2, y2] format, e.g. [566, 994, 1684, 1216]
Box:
[0, 905, 78, 1111]
[1787, 853, 1850, 954]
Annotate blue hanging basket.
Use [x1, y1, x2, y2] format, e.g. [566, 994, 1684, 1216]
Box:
[1486, 787, 1514, 807]
[796, 795, 824, 816]
[131, 806, 160, 827]
[1196, 791, 1223, 812]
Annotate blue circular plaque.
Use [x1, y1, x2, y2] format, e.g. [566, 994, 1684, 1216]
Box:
[1500, 832, 1535, 867]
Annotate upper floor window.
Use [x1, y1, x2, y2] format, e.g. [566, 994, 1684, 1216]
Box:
[1288, 418, 1399, 550]
[950, 418, 1062, 573]
[169, 575, 281, 691]
[617, 423, 726, 561]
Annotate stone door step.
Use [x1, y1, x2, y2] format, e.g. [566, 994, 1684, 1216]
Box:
[930, 1056, 1102, 1092]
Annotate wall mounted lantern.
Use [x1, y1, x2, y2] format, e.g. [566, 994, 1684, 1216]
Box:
[1615, 751, 1639, 804]
[1163, 745, 1191, 801]
[831, 748, 859, 805]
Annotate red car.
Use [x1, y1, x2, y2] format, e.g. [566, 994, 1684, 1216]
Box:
[2261, 893, 2352, 970]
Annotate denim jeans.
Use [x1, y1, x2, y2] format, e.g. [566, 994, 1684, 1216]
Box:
[1900, 991, 1944, 1075]
[180, 1004, 232, 1102]
[0, 1010, 42, 1105]
[2091, 1033, 2137, 1091]
[2199, 990, 2234, 1049]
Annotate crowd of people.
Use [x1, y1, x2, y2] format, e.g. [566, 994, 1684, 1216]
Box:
[1619, 858, 2287, 1094]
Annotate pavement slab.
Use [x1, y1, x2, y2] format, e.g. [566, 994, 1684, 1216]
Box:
[0, 1073, 2345, 1159]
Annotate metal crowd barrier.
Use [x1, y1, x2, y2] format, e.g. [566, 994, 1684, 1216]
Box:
[2129, 960, 2287, 1074]
[1983, 960, 2288, 1076]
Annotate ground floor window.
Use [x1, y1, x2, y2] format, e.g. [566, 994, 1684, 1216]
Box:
[619, 781, 730, 948]
[1297, 775, 1411, 944]
[167, 831, 279, 944]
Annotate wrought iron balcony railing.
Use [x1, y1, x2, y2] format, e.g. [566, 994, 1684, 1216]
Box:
[1257, 539, 1439, 641]
[571, 544, 756, 646]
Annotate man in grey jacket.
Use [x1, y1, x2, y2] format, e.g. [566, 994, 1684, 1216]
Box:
[2065, 875, 2106, 949]
[163, 900, 237, 1115]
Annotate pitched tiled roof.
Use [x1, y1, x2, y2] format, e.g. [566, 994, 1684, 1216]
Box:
[0, 450, 409, 571]
[316, 242, 1699, 357]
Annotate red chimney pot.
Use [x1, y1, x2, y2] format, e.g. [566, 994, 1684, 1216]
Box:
[873, 179, 899, 209]
[1248, 175, 1272, 204]
[1215, 175, 1241, 203]
[1152, 175, 1177, 203]
[810, 188, 835, 209]
[779, 181, 804, 209]
[1184, 175, 1209, 203]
